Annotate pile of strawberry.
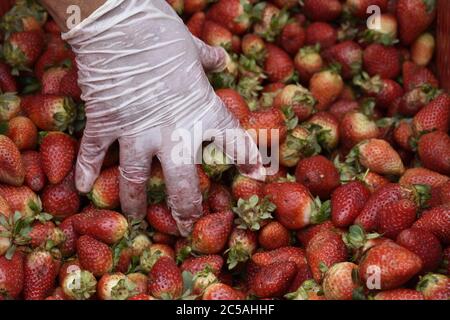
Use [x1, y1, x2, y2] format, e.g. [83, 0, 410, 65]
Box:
[0, 0, 449, 301]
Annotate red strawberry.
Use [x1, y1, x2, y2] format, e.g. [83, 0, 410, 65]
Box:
[208, 183, 233, 212]
[329, 99, 359, 122]
[396, 228, 442, 273]
[264, 44, 294, 83]
[3, 31, 44, 70]
[4, 116, 37, 151]
[295, 155, 340, 199]
[186, 12, 206, 38]
[416, 273, 449, 300]
[97, 273, 135, 300]
[0, 252, 24, 299]
[305, 22, 337, 49]
[251, 247, 308, 271]
[393, 120, 414, 151]
[77, 235, 113, 277]
[40, 132, 76, 184]
[264, 182, 329, 230]
[148, 256, 183, 300]
[191, 211, 234, 254]
[296, 220, 336, 247]
[374, 289, 424, 300]
[34, 46, 74, 80]
[146, 203, 180, 237]
[279, 22, 305, 55]
[226, 227, 258, 269]
[363, 44, 400, 80]
[206, 0, 251, 35]
[0, 62, 17, 92]
[306, 230, 348, 283]
[250, 261, 297, 298]
[359, 241, 422, 290]
[202, 20, 233, 50]
[41, 177, 80, 219]
[402, 61, 439, 92]
[0, 134, 25, 186]
[28, 221, 65, 249]
[128, 294, 154, 300]
[412, 93, 450, 134]
[413, 205, 450, 245]
[23, 250, 58, 300]
[22, 95, 76, 132]
[41, 67, 69, 96]
[378, 199, 418, 239]
[0, 185, 41, 218]
[399, 168, 449, 189]
[258, 221, 291, 250]
[59, 215, 78, 257]
[303, 0, 342, 22]
[294, 45, 324, 83]
[242, 107, 287, 148]
[309, 68, 344, 111]
[181, 255, 224, 276]
[76, 210, 128, 245]
[231, 174, 264, 201]
[331, 181, 371, 228]
[322, 262, 359, 300]
[397, 0, 437, 45]
[59, 67, 82, 101]
[346, 0, 388, 18]
[323, 41, 363, 79]
[203, 283, 243, 300]
[418, 131, 450, 175]
[90, 166, 120, 209]
[273, 84, 316, 121]
[215, 88, 250, 123]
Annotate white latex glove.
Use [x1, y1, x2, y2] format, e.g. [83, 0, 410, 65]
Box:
[62, 0, 265, 236]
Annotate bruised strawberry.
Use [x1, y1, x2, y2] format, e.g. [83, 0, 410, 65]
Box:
[77, 235, 113, 277]
[23, 249, 58, 300]
[191, 211, 234, 254]
[0, 134, 25, 186]
[146, 203, 180, 237]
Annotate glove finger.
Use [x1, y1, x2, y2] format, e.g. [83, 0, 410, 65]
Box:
[118, 135, 155, 221]
[75, 132, 115, 193]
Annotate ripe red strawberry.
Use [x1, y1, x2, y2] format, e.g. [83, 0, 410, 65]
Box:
[323, 41, 363, 79]
[322, 262, 359, 300]
[306, 230, 348, 283]
[22, 95, 76, 132]
[250, 261, 297, 298]
[76, 210, 128, 245]
[3, 31, 44, 70]
[40, 132, 76, 184]
[242, 107, 287, 148]
[328, 99, 359, 121]
[331, 181, 371, 228]
[346, 0, 388, 18]
[0, 252, 24, 299]
[363, 44, 400, 80]
[77, 235, 113, 277]
[418, 131, 450, 175]
[402, 61, 439, 92]
[215, 88, 250, 123]
[279, 22, 305, 55]
[206, 0, 251, 35]
[412, 93, 450, 134]
[184, 0, 208, 15]
[97, 273, 135, 300]
[191, 211, 234, 254]
[305, 22, 337, 49]
[59, 215, 79, 257]
[41, 67, 69, 96]
[396, 228, 442, 273]
[393, 120, 414, 151]
[90, 166, 120, 209]
[264, 44, 294, 83]
[399, 168, 449, 189]
[271, 0, 300, 9]
[251, 247, 308, 271]
[0, 185, 41, 218]
[0, 62, 17, 92]
[294, 45, 324, 83]
[296, 220, 336, 247]
[231, 174, 264, 201]
[208, 183, 233, 212]
[41, 177, 80, 219]
[416, 273, 449, 300]
[202, 20, 233, 50]
[378, 199, 418, 239]
[354, 74, 404, 110]
[34, 46, 74, 80]
[59, 67, 81, 101]
[359, 241, 423, 290]
[397, 0, 437, 45]
[0, 134, 25, 186]
[295, 155, 340, 199]
[181, 255, 224, 276]
[23, 250, 58, 300]
[28, 221, 65, 249]
[303, 0, 342, 22]
[264, 182, 328, 230]
[203, 283, 243, 300]
[146, 203, 180, 237]
[148, 256, 183, 300]
[413, 205, 450, 245]
[4, 116, 37, 151]
[258, 221, 291, 250]
[309, 68, 344, 111]
[374, 289, 424, 300]
[186, 11, 206, 38]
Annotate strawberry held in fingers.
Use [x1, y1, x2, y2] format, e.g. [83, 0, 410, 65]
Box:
[0, 134, 25, 186]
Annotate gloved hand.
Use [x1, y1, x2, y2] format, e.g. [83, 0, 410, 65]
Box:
[61, 0, 266, 236]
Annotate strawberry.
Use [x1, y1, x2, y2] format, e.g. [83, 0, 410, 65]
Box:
[363, 44, 400, 80]
[322, 262, 359, 300]
[258, 221, 290, 250]
[284, 279, 325, 300]
[0, 92, 21, 122]
[208, 183, 233, 212]
[242, 107, 287, 148]
[127, 293, 154, 300]
[148, 256, 183, 300]
[126, 273, 149, 296]
[264, 182, 330, 230]
[22, 95, 76, 132]
[186, 11, 205, 38]
[4, 116, 37, 151]
[397, 0, 437, 45]
[306, 230, 348, 283]
[294, 45, 324, 83]
[346, 0, 388, 19]
[41, 176, 80, 219]
[416, 273, 449, 300]
[181, 255, 224, 276]
[295, 155, 340, 199]
[378, 199, 418, 239]
[307, 112, 340, 150]
[374, 289, 425, 300]
[279, 22, 305, 55]
[397, 228, 442, 273]
[309, 68, 344, 111]
[77, 235, 113, 277]
[206, 0, 252, 35]
[41, 67, 69, 96]
[226, 227, 257, 269]
[393, 120, 414, 151]
[303, 0, 342, 22]
[251, 247, 308, 271]
[97, 273, 135, 300]
[0, 62, 17, 92]
[146, 203, 180, 237]
[3, 31, 44, 71]
[331, 181, 371, 228]
[0, 185, 41, 218]
[402, 61, 439, 92]
[241, 34, 266, 62]
[273, 84, 316, 121]
[359, 241, 423, 290]
[0, 134, 25, 186]
[23, 249, 58, 300]
[62, 268, 97, 300]
[412, 93, 450, 134]
[411, 33, 436, 67]
[231, 174, 264, 201]
[28, 221, 65, 249]
[250, 261, 297, 298]
[202, 20, 233, 50]
[191, 211, 234, 254]
[399, 168, 449, 189]
[76, 210, 128, 245]
[34, 46, 74, 81]
[184, 0, 208, 15]
[203, 283, 243, 300]
[296, 220, 336, 247]
[90, 166, 120, 209]
[264, 44, 294, 83]
[328, 99, 359, 121]
[44, 20, 61, 35]
[413, 205, 450, 245]
[0, 252, 24, 299]
[216, 88, 250, 123]
[40, 132, 76, 184]
[253, 3, 290, 42]
[353, 74, 404, 110]
[398, 84, 438, 117]
[418, 131, 450, 175]
[323, 41, 363, 79]
[59, 215, 78, 257]
[305, 22, 337, 49]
